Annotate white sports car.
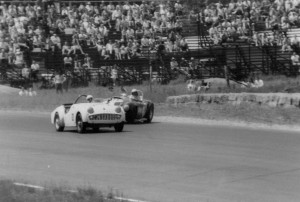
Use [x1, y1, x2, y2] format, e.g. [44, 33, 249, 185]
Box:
[51, 95, 125, 133]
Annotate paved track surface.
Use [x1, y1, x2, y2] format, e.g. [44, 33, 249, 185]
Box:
[1, 111, 300, 202]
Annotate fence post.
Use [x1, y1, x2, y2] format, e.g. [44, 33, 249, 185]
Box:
[148, 49, 152, 92]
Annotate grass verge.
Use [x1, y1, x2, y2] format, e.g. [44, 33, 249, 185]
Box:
[0, 180, 126, 202]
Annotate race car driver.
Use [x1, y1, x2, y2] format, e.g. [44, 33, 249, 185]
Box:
[86, 95, 94, 103]
[129, 89, 141, 101]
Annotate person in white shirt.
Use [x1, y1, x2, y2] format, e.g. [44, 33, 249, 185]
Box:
[291, 52, 300, 65]
[63, 56, 73, 70]
[21, 65, 30, 79]
[62, 41, 72, 56]
[19, 87, 28, 96]
[106, 40, 114, 59]
[290, 35, 299, 49]
[31, 60, 40, 81]
[28, 87, 37, 96]
[50, 33, 61, 49]
[14, 49, 24, 67]
[111, 65, 118, 86]
[53, 71, 66, 94]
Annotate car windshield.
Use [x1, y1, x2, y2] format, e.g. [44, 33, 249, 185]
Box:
[74, 95, 90, 104]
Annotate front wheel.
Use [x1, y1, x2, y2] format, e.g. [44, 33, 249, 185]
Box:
[54, 114, 64, 132]
[114, 122, 124, 132]
[76, 113, 86, 133]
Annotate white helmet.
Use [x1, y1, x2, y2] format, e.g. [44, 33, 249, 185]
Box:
[131, 89, 138, 93]
[86, 95, 93, 101]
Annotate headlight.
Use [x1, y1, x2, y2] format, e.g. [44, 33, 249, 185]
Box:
[87, 107, 94, 114]
[123, 105, 130, 112]
[115, 107, 121, 113]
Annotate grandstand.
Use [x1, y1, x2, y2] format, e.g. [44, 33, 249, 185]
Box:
[1, 0, 300, 89]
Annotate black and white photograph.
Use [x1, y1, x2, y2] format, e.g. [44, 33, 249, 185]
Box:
[1, 0, 300, 201]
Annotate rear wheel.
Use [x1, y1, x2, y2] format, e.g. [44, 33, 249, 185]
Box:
[144, 104, 154, 123]
[54, 114, 64, 132]
[76, 113, 86, 133]
[114, 122, 124, 132]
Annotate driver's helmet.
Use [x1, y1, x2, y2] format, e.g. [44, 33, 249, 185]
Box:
[86, 95, 93, 102]
[131, 89, 138, 96]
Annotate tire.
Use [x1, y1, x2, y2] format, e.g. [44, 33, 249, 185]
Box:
[114, 122, 124, 132]
[76, 113, 86, 133]
[54, 114, 64, 132]
[144, 104, 154, 123]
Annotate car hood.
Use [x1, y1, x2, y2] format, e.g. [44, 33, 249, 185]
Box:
[85, 103, 121, 114]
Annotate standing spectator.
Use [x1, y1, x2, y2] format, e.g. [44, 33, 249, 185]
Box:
[21, 64, 30, 87]
[106, 40, 114, 59]
[0, 48, 8, 78]
[53, 71, 66, 94]
[111, 65, 118, 86]
[30, 60, 40, 81]
[14, 49, 24, 68]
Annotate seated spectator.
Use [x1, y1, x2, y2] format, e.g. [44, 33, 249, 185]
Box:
[291, 52, 300, 65]
[170, 57, 178, 70]
[179, 38, 188, 51]
[21, 64, 30, 79]
[14, 49, 24, 67]
[70, 41, 85, 55]
[62, 42, 72, 56]
[282, 37, 293, 52]
[63, 55, 73, 70]
[106, 40, 114, 59]
[141, 36, 150, 47]
[19, 87, 28, 96]
[28, 87, 37, 96]
[290, 35, 300, 50]
[253, 77, 264, 88]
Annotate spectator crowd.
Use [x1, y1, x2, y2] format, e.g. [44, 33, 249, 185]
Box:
[1, 0, 300, 92]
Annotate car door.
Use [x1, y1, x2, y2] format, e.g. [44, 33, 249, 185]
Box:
[64, 104, 77, 127]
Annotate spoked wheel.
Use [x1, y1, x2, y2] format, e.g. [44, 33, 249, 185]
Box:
[76, 113, 86, 133]
[114, 122, 124, 132]
[54, 114, 64, 132]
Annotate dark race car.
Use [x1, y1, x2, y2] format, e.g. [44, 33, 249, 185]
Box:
[102, 90, 154, 123]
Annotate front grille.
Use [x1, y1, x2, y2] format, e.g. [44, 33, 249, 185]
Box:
[89, 114, 121, 121]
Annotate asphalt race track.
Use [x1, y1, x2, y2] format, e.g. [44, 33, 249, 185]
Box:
[1, 111, 300, 202]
